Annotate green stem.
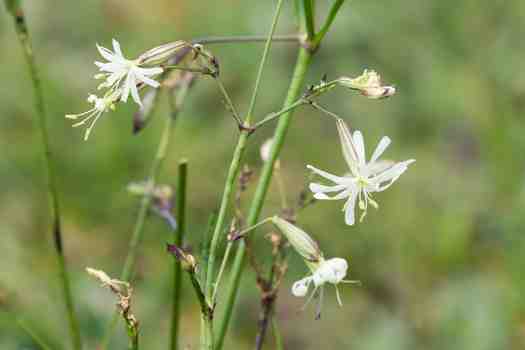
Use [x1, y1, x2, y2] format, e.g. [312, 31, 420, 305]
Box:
[4, 3, 82, 349]
[100, 114, 175, 349]
[271, 317, 283, 350]
[170, 160, 188, 350]
[302, 0, 316, 39]
[193, 34, 300, 45]
[251, 99, 306, 130]
[312, 0, 346, 47]
[215, 47, 314, 350]
[16, 318, 54, 350]
[204, 0, 286, 347]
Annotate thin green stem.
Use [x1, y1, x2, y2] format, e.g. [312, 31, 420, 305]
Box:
[309, 101, 342, 120]
[312, 0, 346, 47]
[192, 34, 300, 45]
[170, 160, 188, 350]
[204, 1, 286, 347]
[215, 78, 244, 127]
[4, 3, 81, 349]
[17, 318, 54, 350]
[246, 0, 286, 121]
[211, 242, 232, 303]
[215, 47, 314, 350]
[251, 99, 306, 130]
[302, 0, 316, 39]
[100, 114, 174, 349]
[271, 317, 283, 350]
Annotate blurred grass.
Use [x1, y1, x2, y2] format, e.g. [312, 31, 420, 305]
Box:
[1, 0, 524, 349]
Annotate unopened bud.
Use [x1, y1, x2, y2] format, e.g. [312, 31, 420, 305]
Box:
[337, 69, 396, 99]
[133, 88, 158, 134]
[138, 40, 191, 66]
[167, 244, 197, 272]
[271, 216, 322, 262]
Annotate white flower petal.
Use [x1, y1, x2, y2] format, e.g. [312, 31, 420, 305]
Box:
[352, 130, 366, 166]
[307, 165, 347, 184]
[309, 183, 347, 194]
[370, 136, 391, 163]
[336, 118, 360, 176]
[135, 71, 160, 88]
[343, 189, 359, 225]
[112, 38, 123, 57]
[292, 277, 312, 297]
[96, 44, 115, 61]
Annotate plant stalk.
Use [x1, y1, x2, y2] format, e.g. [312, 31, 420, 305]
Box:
[215, 46, 313, 350]
[100, 114, 175, 349]
[4, 3, 82, 349]
[170, 160, 188, 350]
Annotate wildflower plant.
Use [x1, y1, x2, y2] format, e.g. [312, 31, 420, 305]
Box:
[5, 1, 417, 350]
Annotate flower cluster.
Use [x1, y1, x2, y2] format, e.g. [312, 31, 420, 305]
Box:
[66, 39, 193, 140]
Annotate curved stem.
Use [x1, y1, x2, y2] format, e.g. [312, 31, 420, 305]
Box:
[5, 4, 81, 349]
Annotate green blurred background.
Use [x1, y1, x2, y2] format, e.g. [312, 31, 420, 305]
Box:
[1, 0, 524, 349]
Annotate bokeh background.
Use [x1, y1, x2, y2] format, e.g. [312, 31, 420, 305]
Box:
[1, 1, 524, 349]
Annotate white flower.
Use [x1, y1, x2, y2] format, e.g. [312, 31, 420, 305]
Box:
[292, 257, 358, 316]
[308, 118, 415, 225]
[95, 39, 163, 106]
[65, 92, 118, 140]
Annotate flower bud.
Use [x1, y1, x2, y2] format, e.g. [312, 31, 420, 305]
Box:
[260, 138, 274, 162]
[271, 216, 321, 262]
[337, 69, 396, 99]
[166, 244, 197, 272]
[138, 40, 191, 66]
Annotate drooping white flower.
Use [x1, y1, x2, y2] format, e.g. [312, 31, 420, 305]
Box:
[292, 257, 359, 317]
[65, 92, 118, 140]
[308, 118, 415, 225]
[95, 39, 163, 106]
[269, 217, 358, 316]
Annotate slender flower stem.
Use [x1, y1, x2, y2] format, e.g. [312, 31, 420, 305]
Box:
[100, 114, 175, 349]
[309, 101, 342, 120]
[170, 160, 188, 350]
[271, 317, 284, 350]
[16, 318, 54, 350]
[211, 241, 233, 303]
[251, 99, 307, 131]
[4, 3, 82, 349]
[215, 46, 314, 350]
[204, 0, 286, 347]
[192, 34, 300, 45]
[301, 0, 316, 39]
[312, 0, 346, 47]
[214, 78, 244, 128]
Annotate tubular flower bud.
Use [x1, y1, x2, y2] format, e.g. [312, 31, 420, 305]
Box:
[337, 69, 396, 99]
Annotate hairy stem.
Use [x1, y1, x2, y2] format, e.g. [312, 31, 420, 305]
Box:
[170, 160, 188, 350]
[4, 3, 81, 349]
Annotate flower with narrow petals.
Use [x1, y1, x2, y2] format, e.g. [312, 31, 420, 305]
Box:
[95, 39, 163, 106]
[65, 92, 119, 140]
[307, 118, 415, 225]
